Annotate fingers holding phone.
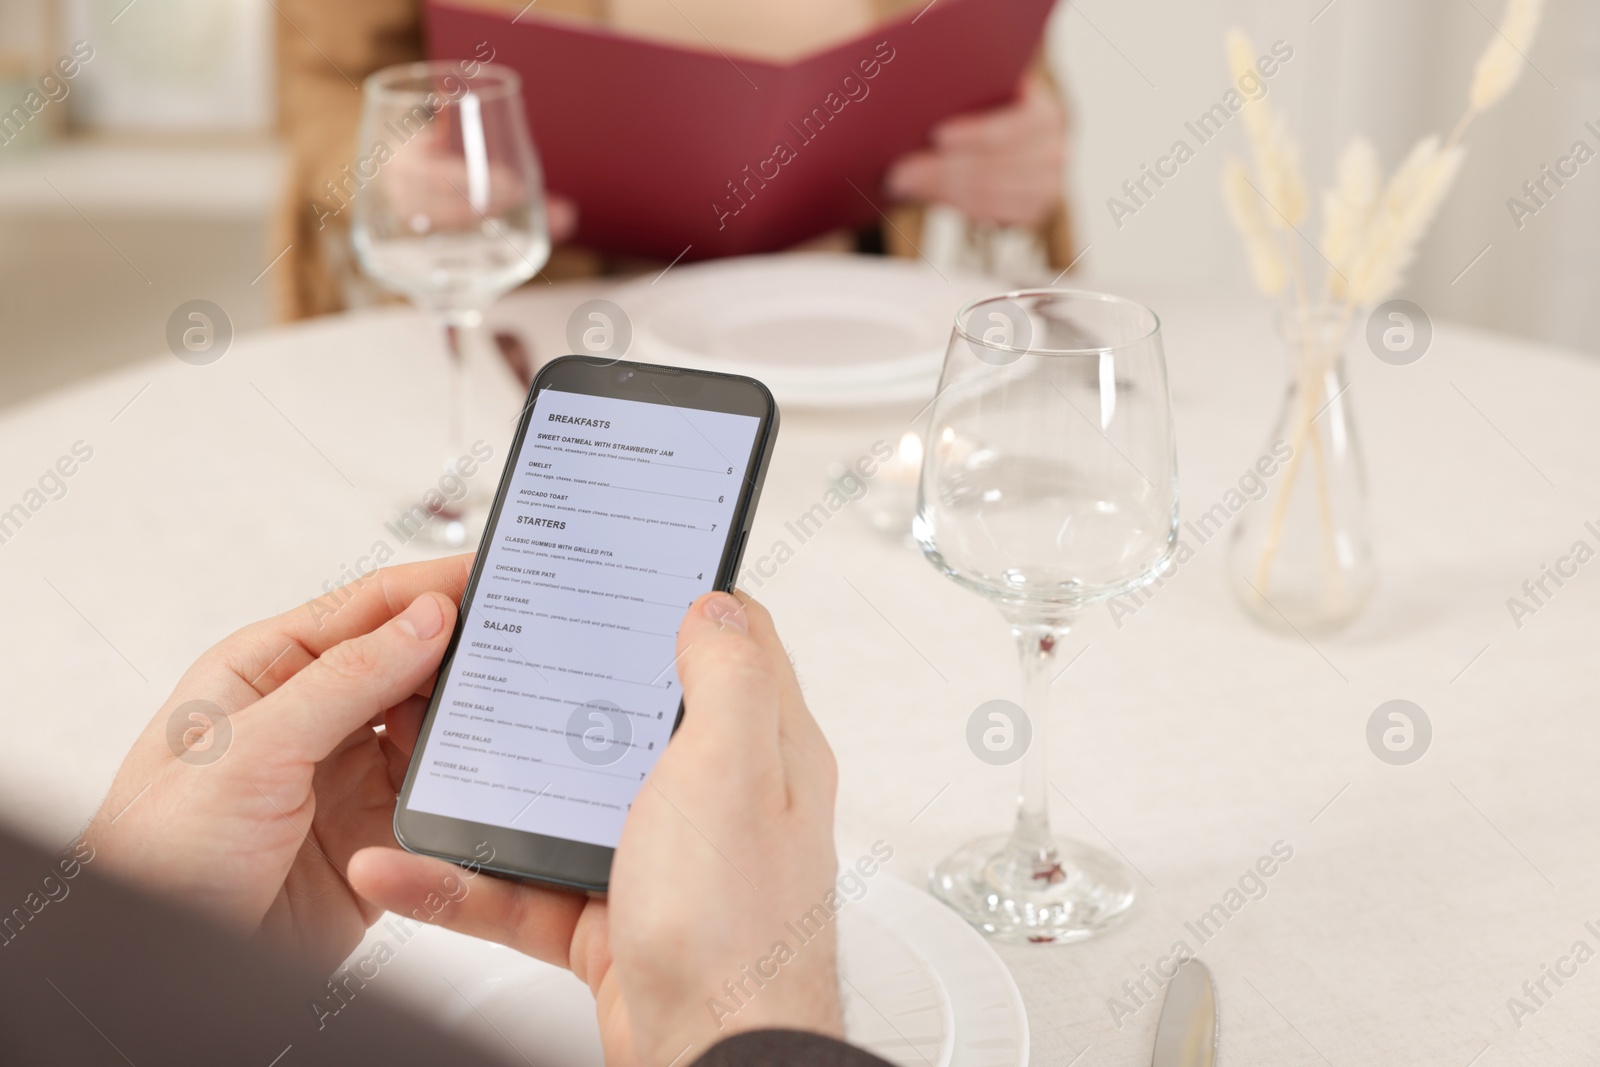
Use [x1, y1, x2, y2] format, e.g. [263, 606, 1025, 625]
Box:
[610, 590, 843, 1066]
[346, 845, 595, 968]
[350, 589, 845, 1067]
[674, 592, 837, 815]
[82, 561, 469, 969]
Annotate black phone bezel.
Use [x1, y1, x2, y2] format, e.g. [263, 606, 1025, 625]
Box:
[393, 355, 780, 893]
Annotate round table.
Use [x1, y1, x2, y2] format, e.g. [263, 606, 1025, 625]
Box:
[1, 275, 1596, 1067]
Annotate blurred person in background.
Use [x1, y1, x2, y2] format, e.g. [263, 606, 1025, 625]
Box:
[272, 0, 1075, 321]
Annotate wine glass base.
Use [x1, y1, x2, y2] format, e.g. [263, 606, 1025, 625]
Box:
[929, 833, 1136, 945]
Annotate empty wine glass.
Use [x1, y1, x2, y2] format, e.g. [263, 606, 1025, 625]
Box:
[913, 290, 1179, 943]
[352, 61, 550, 546]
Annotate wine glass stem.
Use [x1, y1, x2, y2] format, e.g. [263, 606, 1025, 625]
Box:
[441, 311, 481, 460]
[1010, 619, 1070, 873]
[441, 313, 467, 454]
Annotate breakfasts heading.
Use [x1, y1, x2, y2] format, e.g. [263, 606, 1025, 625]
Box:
[548, 413, 611, 429]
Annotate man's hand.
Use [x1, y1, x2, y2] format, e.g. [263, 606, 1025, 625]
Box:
[348, 591, 843, 1067]
[83, 555, 471, 971]
[886, 77, 1067, 228]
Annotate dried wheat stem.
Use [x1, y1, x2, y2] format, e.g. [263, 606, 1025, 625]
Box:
[1285, 232, 1309, 316]
[1251, 341, 1320, 590]
[1253, 307, 1353, 594]
[1306, 391, 1344, 609]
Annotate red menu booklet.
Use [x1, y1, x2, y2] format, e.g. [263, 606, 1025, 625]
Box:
[425, 0, 1056, 260]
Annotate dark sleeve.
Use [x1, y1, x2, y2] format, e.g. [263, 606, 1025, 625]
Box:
[0, 823, 513, 1067]
[691, 1030, 896, 1067]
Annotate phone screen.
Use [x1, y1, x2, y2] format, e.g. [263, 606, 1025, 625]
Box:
[403, 384, 762, 850]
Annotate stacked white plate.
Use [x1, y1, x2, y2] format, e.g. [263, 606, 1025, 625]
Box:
[610, 253, 1002, 409]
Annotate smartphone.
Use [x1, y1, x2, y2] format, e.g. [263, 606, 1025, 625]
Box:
[394, 355, 779, 892]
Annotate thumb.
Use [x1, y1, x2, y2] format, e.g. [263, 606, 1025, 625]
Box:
[235, 592, 456, 764]
[670, 592, 780, 761]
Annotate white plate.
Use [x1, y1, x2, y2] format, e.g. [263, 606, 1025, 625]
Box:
[610, 253, 999, 408]
[841, 905, 954, 1067]
[366, 870, 1026, 1067]
[860, 871, 1030, 1067]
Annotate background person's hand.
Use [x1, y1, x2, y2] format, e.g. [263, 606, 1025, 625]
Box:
[381, 126, 578, 242]
[886, 77, 1067, 228]
[348, 590, 843, 1067]
[83, 555, 470, 971]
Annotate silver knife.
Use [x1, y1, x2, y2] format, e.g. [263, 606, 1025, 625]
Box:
[1152, 959, 1219, 1067]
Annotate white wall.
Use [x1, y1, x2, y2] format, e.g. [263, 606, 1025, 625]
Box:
[1050, 0, 1600, 354]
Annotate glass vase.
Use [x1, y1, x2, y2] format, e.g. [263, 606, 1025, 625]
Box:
[1228, 305, 1376, 634]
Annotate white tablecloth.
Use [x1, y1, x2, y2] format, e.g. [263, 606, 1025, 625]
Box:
[1, 279, 1596, 1067]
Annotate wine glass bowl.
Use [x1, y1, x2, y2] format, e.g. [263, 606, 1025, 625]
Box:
[353, 62, 549, 314]
[914, 290, 1178, 943]
[351, 61, 550, 546]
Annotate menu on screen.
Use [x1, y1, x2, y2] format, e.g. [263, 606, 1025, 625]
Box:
[396, 358, 776, 889]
